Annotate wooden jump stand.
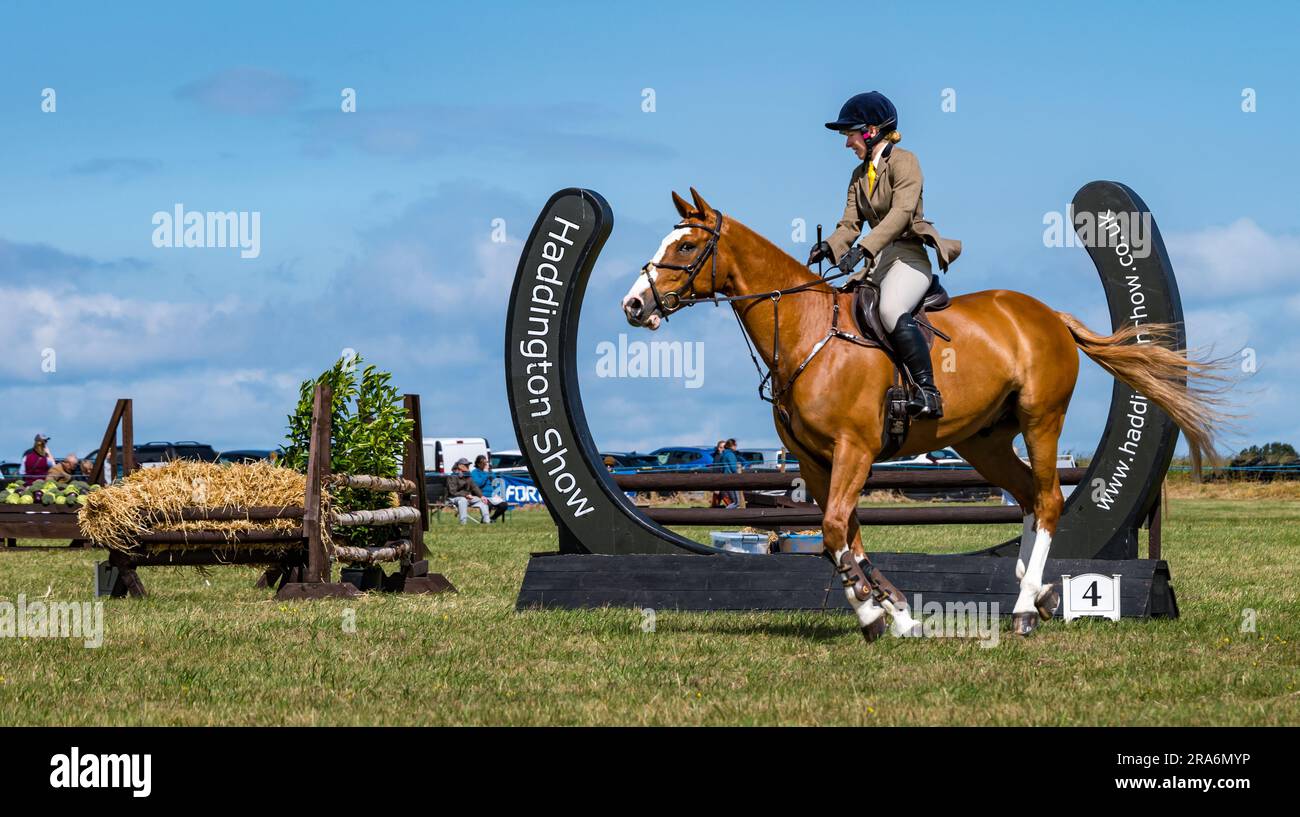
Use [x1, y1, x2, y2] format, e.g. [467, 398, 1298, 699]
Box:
[103, 384, 455, 600]
[2, 398, 135, 549]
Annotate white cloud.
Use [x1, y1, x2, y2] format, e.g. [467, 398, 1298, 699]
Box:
[0, 286, 246, 381]
[1168, 218, 1300, 298]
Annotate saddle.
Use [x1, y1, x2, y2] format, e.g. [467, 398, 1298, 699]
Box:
[845, 277, 953, 461]
[848, 276, 952, 356]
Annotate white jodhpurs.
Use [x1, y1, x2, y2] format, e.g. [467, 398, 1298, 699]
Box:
[872, 241, 934, 333]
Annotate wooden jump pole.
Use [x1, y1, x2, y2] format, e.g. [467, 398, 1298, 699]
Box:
[403, 393, 428, 566]
[89, 399, 129, 486]
[122, 399, 135, 474]
[302, 383, 331, 584]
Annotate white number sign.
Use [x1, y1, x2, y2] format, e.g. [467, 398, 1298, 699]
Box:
[1061, 573, 1122, 622]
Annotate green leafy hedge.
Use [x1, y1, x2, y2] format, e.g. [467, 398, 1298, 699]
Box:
[281, 355, 413, 549]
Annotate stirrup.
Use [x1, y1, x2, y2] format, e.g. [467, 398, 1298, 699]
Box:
[907, 385, 943, 419]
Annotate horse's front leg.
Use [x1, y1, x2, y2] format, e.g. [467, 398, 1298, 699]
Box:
[823, 440, 920, 641]
[846, 514, 920, 637]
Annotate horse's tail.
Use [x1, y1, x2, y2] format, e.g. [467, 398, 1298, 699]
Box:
[1055, 312, 1234, 474]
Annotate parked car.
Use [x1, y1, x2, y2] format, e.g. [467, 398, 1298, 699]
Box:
[737, 448, 799, 472]
[217, 449, 278, 465]
[423, 437, 490, 474]
[648, 446, 718, 473]
[0, 462, 19, 479]
[83, 440, 219, 475]
[488, 449, 530, 475]
[599, 451, 660, 473]
[875, 448, 967, 470]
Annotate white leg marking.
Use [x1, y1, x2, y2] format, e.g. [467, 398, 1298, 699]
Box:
[1013, 525, 1053, 614]
[1016, 514, 1032, 580]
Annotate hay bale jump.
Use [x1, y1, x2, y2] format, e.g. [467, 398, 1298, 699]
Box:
[82, 383, 455, 600]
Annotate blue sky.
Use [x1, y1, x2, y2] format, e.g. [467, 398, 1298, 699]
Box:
[1, 1, 1296, 463]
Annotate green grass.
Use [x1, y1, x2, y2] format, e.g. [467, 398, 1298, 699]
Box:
[1, 500, 1297, 725]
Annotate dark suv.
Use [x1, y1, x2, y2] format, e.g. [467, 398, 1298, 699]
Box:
[84, 440, 220, 477]
[132, 441, 220, 467]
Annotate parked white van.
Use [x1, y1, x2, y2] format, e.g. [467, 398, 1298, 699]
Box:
[424, 437, 490, 474]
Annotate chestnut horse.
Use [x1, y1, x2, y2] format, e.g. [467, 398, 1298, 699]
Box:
[622, 189, 1221, 639]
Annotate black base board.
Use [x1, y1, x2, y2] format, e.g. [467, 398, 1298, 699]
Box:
[516, 552, 1177, 619]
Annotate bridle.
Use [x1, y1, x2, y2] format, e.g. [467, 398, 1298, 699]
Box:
[643, 208, 725, 317]
[639, 208, 884, 429]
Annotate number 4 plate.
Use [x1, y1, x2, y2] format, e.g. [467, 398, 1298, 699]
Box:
[1061, 573, 1122, 622]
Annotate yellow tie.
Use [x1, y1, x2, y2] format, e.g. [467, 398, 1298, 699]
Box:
[867, 161, 877, 195]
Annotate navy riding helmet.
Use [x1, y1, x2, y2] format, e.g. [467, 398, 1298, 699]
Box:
[825, 91, 897, 153]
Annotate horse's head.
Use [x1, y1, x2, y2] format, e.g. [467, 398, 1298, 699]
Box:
[622, 188, 724, 330]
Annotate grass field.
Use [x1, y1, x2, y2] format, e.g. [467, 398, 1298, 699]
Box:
[1, 498, 1297, 726]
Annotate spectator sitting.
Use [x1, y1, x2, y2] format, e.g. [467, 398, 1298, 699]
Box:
[22, 434, 55, 485]
[470, 454, 508, 521]
[446, 457, 492, 525]
[46, 454, 81, 484]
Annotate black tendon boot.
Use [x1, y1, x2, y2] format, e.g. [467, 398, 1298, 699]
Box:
[889, 313, 943, 419]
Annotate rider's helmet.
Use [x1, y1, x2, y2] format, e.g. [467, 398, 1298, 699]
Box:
[824, 91, 897, 155]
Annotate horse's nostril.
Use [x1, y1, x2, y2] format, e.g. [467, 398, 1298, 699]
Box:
[627, 297, 643, 316]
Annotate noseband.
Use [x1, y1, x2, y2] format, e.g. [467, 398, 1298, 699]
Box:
[643, 209, 724, 319]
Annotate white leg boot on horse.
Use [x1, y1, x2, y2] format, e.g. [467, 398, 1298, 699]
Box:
[822, 441, 921, 640]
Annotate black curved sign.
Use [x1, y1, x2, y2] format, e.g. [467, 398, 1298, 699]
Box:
[505, 189, 711, 555]
[1049, 181, 1182, 558]
[506, 183, 1179, 560]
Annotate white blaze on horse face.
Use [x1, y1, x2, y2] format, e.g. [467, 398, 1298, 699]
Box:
[621, 227, 689, 329]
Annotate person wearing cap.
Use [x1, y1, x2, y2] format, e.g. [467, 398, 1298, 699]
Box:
[446, 457, 492, 524]
[22, 434, 55, 485]
[807, 91, 962, 419]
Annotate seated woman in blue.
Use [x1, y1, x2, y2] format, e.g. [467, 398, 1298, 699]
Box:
[471, 455, 508, 521]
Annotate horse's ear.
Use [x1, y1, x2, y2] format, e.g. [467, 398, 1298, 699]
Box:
[689, 187, 712, 215]
[671, 190, 693, 219]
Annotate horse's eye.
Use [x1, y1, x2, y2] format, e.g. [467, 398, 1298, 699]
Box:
[680, 243, 695, 252]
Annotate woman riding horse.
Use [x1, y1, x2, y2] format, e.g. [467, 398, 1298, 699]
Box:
[807, 91, 961, 419]
[623, 181, 1225, 640]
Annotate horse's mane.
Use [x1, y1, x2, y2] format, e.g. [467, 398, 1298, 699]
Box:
[720, 212, 827, 293]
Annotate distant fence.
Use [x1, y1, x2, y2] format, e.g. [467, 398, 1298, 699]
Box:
[614, 468, 1087, 529]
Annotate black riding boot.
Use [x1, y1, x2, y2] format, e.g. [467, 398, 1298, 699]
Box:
[889, 313, 944, 419]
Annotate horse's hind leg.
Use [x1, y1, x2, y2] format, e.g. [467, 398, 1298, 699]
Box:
[1008, 409, 1068, 635]
[954, 430, 1059, 633]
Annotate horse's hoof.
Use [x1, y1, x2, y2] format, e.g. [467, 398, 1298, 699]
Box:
[1012, 612, 1039, 636]
[860, 616, 887, 643]
[1035, 584, 1061, 621]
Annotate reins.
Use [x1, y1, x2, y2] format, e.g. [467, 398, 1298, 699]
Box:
[646, 211, 877, 426]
